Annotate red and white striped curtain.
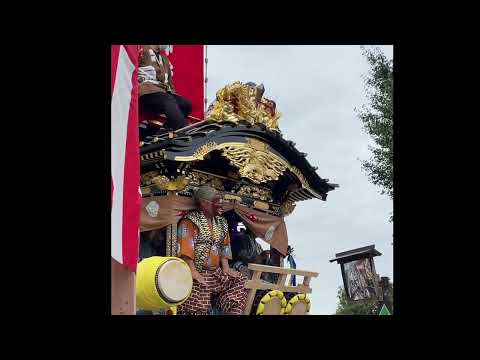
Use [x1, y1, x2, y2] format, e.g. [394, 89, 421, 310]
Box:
[168, 45, 205, 121]
[111, 44, 205, 272]
[111, 45, 141, 272]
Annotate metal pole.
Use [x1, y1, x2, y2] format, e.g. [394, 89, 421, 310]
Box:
[204, 45, 208, 115]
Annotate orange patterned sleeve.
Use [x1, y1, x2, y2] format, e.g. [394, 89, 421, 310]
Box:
[177, 219, 197, 260]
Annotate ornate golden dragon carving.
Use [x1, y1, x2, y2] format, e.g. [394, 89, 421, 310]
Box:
[206, 81, 281, 131]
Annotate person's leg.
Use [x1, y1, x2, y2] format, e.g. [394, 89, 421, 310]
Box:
[139, 92, 187, 131]
[139, 95, 167, 138]
[177, 270, 216, 315]
[160, 93, 188, 130]
[209, 295, 224, 315]
[215, 270, 248, 315]
[172, 94, 192, 118]
[139, 93, 161, 115]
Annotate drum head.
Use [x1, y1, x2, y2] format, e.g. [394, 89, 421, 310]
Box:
[262, 297, 282, 315]
[290, 301, 308, 315]
[156, 259, 193, 303]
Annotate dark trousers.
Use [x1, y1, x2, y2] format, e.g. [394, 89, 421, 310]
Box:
[139, 92, 192, 131]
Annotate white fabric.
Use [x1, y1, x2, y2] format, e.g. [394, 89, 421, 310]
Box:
[111, 46, 135, 263]
[138, 65, 159, 85]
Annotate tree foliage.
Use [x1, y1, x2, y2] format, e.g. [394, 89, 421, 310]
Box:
[357, 46, 393, 204]
[335, 287, 379, 315]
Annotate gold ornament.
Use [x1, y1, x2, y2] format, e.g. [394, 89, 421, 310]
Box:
[221, 143, 287, 184]
[152, 175, 189, 191]
[174, 140, 322, 199]
[189, 171, 225, 191]
[237, 185, 272, 201]
[141, 171, 160, 186]
[280, 201, 296, 216]
[206, 81, 281, 131]
[253, 200, 269, 211]
[192, 142, 218, 160]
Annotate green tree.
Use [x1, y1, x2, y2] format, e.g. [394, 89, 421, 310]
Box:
[357, 46, 393, 218]
[335, 287, 379, 315]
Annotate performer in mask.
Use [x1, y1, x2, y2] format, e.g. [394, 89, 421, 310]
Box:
[176, 185, 248, 315]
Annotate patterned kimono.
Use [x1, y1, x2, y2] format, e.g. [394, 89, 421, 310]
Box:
[176, 210, 248, 315]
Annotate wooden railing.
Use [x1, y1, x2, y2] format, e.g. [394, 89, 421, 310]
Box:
[243, 263, 319, 315]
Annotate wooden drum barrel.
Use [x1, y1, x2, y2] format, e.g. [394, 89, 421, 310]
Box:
[136, 256, 193, 311]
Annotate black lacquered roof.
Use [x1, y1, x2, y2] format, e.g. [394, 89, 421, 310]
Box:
[141, 120, 338, 201]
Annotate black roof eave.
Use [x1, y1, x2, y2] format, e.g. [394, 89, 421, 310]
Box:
[329, 245, 382, 263]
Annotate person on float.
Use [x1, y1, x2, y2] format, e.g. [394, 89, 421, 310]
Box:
[138, 45, 192, 137]
[176, 185, 248, 315]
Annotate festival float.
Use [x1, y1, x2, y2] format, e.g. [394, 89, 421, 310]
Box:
[138, 80, 338, 315]
[111, 45, 338, 315]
